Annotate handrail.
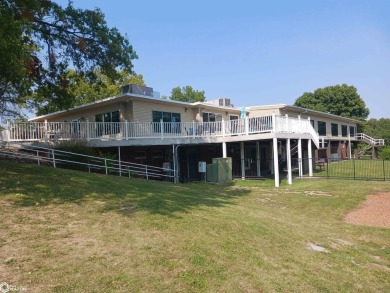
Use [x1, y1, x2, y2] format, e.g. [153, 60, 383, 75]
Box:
[355, 133, 385, 146]
[0, 145, 174, 181]
[274, 116, 319, 148]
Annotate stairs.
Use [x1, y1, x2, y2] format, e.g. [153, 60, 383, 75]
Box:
[357, 144, 372, 158]
[290, 140, 299, 156]
[355, 133, 385, 146]
[355, 133, 385, 159]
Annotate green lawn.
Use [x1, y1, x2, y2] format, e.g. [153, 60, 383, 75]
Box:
[1, 161, 390, 292]
[314, 159, 390, 180]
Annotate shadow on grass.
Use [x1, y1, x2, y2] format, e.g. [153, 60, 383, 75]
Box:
[0, 161, 250, 218]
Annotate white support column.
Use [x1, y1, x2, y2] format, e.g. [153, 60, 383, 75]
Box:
[348, 124, 352, 159]
[222, 141, 227, 158]
[160, 119, 164, 140]
[173, 145, 177, 183]
[308, 139, 313, 176]
[273, 138, 279, 187]
[298, 138, 303, 177]
[240, 141, 245, 180]
[86, 118, 90, 141]
[44, 119, 48, 142]
[125, 120, 129, 140]
[287, 138, 292, 184]
[256, 141, 261, 177]
[118, 146, 122, 176]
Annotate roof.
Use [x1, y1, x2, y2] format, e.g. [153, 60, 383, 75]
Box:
[29, 93, 241, 122]
[29, 91, 359, 124]
[247, 104, 360, 123]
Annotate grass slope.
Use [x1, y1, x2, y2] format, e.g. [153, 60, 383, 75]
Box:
[1, 161, 390, 292]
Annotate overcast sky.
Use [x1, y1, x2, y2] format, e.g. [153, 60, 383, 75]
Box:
[56, 0, 389, 118]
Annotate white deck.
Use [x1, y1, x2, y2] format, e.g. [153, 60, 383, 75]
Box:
[2, 115, 320, 148]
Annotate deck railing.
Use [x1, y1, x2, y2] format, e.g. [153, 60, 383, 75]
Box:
[4, 115, 318, 143]
[355, 133, 385, 146]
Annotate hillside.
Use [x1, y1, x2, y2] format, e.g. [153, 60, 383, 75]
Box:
[1, 161, 389, 292]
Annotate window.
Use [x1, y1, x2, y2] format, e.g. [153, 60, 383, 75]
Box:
[70, 119, 80, 137]
[152, 111, 181, 133]
[341, 125, 348, 137]
[152, 111, 181, 123]
[331, 123, 338, 136]
[229, 115, 239, 120]
[203, 112, 222, 133]
[318, 121, 326, 136]
[310, 120, 315, 127]
[349, 126, 355, 136]
[202, 112, 222, 122]
[95, 110, 120, 135]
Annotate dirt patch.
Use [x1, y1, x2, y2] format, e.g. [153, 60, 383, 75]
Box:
[345, 193, 390, 229]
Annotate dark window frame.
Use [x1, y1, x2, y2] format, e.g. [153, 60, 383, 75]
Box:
[318, 121, 327, 136]
[331, 123, 338, 136]
[341, 125, 348, 137]
[152, 111, 181, 133]
[349, 126, 355, 136]
[95, 110, 120, 136]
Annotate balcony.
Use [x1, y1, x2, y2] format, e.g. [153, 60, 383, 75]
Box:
[2, 115, 319, 147]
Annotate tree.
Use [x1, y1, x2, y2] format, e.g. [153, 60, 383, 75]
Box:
[0, 0, 137, 120]
[166, 86, 206, 103]
[294, 84, 370, 120]
[33, 69, 146, 115]
[362, 118, 390, 145]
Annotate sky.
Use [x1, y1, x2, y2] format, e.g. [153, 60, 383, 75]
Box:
[56, 0, 389, 118]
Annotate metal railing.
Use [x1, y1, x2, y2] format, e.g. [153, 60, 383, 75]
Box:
[306, 158, 389, 181]
[0, 146, 175, 182]
[4, 115, 318, 144]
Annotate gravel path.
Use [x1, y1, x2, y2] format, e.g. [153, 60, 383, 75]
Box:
[345, 193, 390, 229]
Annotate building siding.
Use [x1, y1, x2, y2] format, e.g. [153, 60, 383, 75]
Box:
[132, 100, 194, 122]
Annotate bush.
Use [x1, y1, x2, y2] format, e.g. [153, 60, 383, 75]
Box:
[379, 146, 390, 160]
[53, 140, 97, 171]
[54, 140, 97, 157]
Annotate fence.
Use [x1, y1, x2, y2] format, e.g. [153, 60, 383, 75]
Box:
[0, 146, 175, 182]
[239, 157, 390, 181]
[307, 158, 390, 181]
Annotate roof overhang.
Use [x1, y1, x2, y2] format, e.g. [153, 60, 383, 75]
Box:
[29, 94, 240, 122]
[247, 104, 359, 123]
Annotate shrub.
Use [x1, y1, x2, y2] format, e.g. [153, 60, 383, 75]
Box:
[53, 140, 97, 171]
[54, 140, 97, 157]
[379, 146, 390, 160]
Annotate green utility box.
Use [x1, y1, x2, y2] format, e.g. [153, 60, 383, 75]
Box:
[206, 157, 232, 183]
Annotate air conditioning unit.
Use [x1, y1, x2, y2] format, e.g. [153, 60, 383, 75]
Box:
[218, 98, 231, 107]
[121, 84, 153, 97]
